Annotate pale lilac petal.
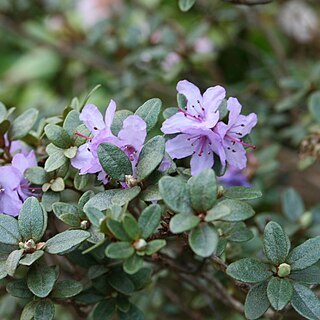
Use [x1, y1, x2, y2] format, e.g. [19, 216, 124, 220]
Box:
[233, 113, 258, 137]
[104, 99, 117, 134]
[227, 97, 242, 127]
[190, 143, 214, 176]
[12, 151, 37, 175]
[215, 121, 229, 139]
[158, 155, 172, 172]
[0, 192, 22, 216]
[177, 80, 204, 117]
[207, 131, 226, 167]
[117, 115, 147, 152]
[203, 85, 226, 126]
[161, 112, 201, 134]
[0, 166, 21, 189]
[97, 171, 110, 184]
[80, 104, 105, 134]
[71, 144, 101, 174]
[165, 134, 194, 159]
[224, 139, 247, 169]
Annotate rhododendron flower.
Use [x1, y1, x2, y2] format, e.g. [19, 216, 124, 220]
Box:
[217, 166, 251, 188]
[0, 150, 37, 216]
[161, 80, 226, 175]
[215, 97, 257, 170]
[72, 100, 147, 184]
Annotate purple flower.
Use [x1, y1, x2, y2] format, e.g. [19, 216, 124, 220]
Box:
[0, 150, 37, 216]
[215, 98, 257, 170]
[71, 100, 147, 184]
[217, 165, 251, 188]
[161, 80, 226, 176]
[4, 134, 30, 156]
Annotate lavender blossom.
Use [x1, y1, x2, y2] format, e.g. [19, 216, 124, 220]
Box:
[161, 80, 226, 175]
[215, 97, 257, 170]
[71, 100, 147, 184]
[217, 166, 251, 188]
[0, 151, 37, 216]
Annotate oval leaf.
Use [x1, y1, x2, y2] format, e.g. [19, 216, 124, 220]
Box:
[267, 277, 293, 311]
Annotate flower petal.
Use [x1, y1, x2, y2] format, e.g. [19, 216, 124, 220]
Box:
[104, 99, 117, 134]
[234, 113, 258, 137]
[12, 151, 37, 175]
[190, 142, 214, 176]
[161, 112, 201, 134]
[80, 104, 105, 134]
[0, 191, 22, 216]
[203, 85, 226, 126]
[224, 139, 247, 170]
[0, 166, 21, 189]
[165, 134, 194, 159]
[227, 97, 242, 127]
[117, 115, 147, 152]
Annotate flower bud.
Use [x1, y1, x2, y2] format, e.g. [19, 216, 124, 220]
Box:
[80, 220, 90, 230]
[277, 263, 291, 277]
[299, 211, 312, 228]
[133, 239, 147, 251]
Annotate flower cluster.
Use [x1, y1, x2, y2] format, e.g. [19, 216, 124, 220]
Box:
[0, 147, 37, 216]
[161, 80, 257, 175]
[71, 100, 147, 184]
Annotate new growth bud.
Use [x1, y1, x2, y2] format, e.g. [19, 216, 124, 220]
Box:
[277, 263, 291, 277]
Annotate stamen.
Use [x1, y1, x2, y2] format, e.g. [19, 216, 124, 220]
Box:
[226, 134, 256, 149]
[178, 109, 202, 122]
[0, 185, 5, 193]
[75, 132, 92, 140]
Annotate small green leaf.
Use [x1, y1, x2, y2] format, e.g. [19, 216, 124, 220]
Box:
[107, 269, 135, 294]
[123, 215, 141, 240]
[92, 299, 115, 320]
[205, 199, 255, 222]
[20, 251, 44, 266]
[135, 98, 162, 132]
[74, 172, 90, 190]
[64, 146, 78, 158]
[34, 300, 55, 320]
[111, 110, 133, 136]
[308, 91, 320, 122]
[118, 304, 144, 320]
[282, 188, 304, 222]
[85, 207, 105, 228]
[59, 213, 81, 227]
[52, 202, 79, 218]
[123, 254, 144, 274]
[6, 279, 33, 299]
[52, 280, 83, 298]
[27, 264, 56, 298]
[263, 221, 290, 265]
[45, 230, 90, 254]
[290, 265, 320, 284]
[138, 204, 162, 239]
[45, 124, 73, 149]
[9, 108, 38, 140]
[287, 236, 320, 270]
[44, 148, 67, 172]
[224, 187, 262, 200]
[21, 301, 38, 320]
[267, 277, 293, 311]
[291, 283, 320, 320]
[84, 187, 141, 211]
[105, 242, 134, 259]
[189, 224, 218, 257]
[159, 176, 192, 214]
[140, 185, 162, 202]
[136, 135, 165, 181]
[107, 220, 131, 241]
[18, 197, 47, 242]
[169, 213, 200, 234]
[145, 239, 166, 255]
[25, 167, 48, 185]
[188, 169, 217, 212]
[245, 281, 270, 320]
[227, 258, 272, 283]
[0, 214, 21, 245]
[178, 0, 196, 12]
[98, 143, 132, 181]
[5, 249, 23, 276]
[63, 110, 82, 135]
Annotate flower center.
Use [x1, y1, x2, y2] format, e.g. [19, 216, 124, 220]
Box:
[226, 134, 256, 150]
[122, 145, 137, 161]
